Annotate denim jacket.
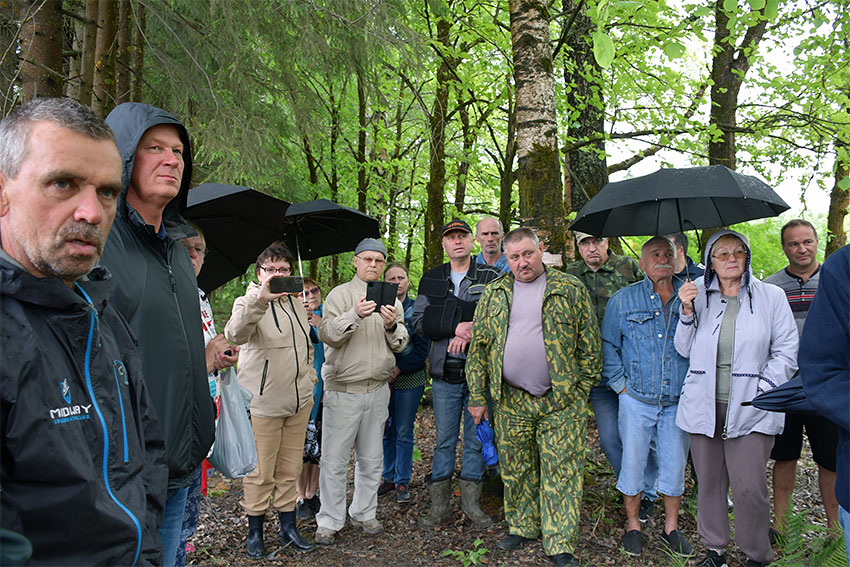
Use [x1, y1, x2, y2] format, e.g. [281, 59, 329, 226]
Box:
[601, 276, 688, 405]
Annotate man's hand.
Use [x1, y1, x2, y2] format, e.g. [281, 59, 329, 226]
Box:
[447, 336, 469, 355]
[355, 297, 377, 318]
[388, 365, 401, 383]
[206, 334, 239, 373]
[468, 405, 488, 425]
[258, 278, 287, 305]
[216, 344, 240, 370]
[455, 321, 473, 341]
[678, 281, 698, 316]
[379, 304, 398, 329]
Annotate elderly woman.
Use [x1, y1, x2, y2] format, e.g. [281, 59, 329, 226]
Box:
[225, 241, 316, 558]
[675, 230, 798, 567]
[378, 263, 429, 503]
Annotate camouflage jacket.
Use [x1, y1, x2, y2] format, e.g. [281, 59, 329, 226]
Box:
[565, 253, 643, 324]
[466, 267, 601, 414]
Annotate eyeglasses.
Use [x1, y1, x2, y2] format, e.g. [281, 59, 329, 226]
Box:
[183, 245, 207, 257]
[711, 249, 747, 261]
[260, 265, 291, 275]
[302, 286, 320, 296]
[578, 238, 606, 247]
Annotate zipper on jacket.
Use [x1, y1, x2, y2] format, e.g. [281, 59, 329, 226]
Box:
[260, 360, 269, 396]
[75, 283, 142, 566]
[281, 297, 303, 413]
[167, 264, 177, 293]
[112, 360, 130, 463]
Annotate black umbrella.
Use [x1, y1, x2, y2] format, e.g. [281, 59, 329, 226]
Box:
[282, 199, 381, 275]
[740, 374, 817, 415]
[569, 165, 790, 236]
[184, 183, 291, 293]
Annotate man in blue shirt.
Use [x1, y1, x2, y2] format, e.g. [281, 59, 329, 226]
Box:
[474, 217, 509, 273]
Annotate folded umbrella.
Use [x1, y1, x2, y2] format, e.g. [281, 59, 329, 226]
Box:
[184, 183, 291, 293]
[569, 165, 790, 237]
[740, 374, 817, 415]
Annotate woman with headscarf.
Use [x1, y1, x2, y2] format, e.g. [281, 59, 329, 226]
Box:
[675, 229, 798, 567]
[225, 242, 316, 558]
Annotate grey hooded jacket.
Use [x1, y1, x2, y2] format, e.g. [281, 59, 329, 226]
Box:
[674, 230, 798, 439]
[101, 103, 215, 488]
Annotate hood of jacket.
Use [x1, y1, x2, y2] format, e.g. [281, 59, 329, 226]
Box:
[105, 102, 194, 239]
[703, 229, 754, 291]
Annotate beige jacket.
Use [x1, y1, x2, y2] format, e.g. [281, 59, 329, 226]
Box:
[224, 283, 315, 418]
[318, 275, 408, 393]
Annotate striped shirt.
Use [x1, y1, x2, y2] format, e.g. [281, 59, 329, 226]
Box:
[764, 266, 820, 337]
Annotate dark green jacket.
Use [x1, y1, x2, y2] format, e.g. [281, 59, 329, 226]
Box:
[465, 268, 601, 415]
[565, 253, 643, 324]
[101, 103, 215, 489]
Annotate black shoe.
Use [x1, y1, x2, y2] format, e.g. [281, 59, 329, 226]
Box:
[660, 529, 693, 557]
[296, 498, 314, 520]
[549, 552, 579, 566]
[638, 499, 655, 522]
[698, 550, 727, 567]
[279, 511, 315, 553]
[768, 527, 783, 547]
[246, 515, 265, 559]
[621, 530, 642, 556]
[395, 484, 411, 503]
[307, 494, 321, 515]
[377, 479, 395, 496]
[497, 534, 536, 551]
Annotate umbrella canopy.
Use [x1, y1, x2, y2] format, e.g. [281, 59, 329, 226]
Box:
[184, 183, 291, 293]
[740, 374, 816, 415]
[282, 199, 380, 263]
[569, 165, 790, 237]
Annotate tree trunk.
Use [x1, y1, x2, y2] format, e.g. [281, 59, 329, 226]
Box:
[92, 0, 117, 117]
[510, 0, 566, 260]
[423, 17, 452, 270]
[356, 70, 368, 213]
[454, 102, 472, 212]
[826, 144, 849, 258]
[499, 79, 517, 232]
[329, 85, 341, 287]
[115, 0, 131, 104]
[77, 0, 97, 106]
[66, 15, 84, 99]
[0, 1, 19, 112]
[130, 0, 144, 102]
[19, 0, 63, 101]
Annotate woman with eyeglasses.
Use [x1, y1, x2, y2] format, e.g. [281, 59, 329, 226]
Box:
[674, 230, 798, 567]
[224, 241, 317, 558]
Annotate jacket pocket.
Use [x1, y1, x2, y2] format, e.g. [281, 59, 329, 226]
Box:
[626, 311, 654, 341]
[259, 360, 269, 396]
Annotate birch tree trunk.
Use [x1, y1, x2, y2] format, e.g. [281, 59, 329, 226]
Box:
[510, 0, 567, 259]
[19, 0, 63, 101]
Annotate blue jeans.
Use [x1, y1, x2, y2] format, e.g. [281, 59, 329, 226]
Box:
[590, 384, 658, 500]
[160, 485, 190, 567]
[617, 394, 689, 497]
[176, 467, 202, 567]
[383, 384, 425, 486]
[840, 505, 850, 566]
[430, 379, 485, 481]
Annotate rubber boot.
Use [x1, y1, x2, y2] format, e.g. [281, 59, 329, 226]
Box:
[245, 515, 265, 559]
[459, 479, 493, 528]
[279, 510, 315, 552]
[418, 477, 453, 528]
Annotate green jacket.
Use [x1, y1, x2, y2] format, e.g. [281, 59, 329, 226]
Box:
[565, 253, 643, 324]
[466, 267, 602, 414]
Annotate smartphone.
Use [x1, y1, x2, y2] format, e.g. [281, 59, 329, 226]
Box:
[269, 276, 304, 294]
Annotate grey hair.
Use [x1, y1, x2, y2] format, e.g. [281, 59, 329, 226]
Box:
[0, 98, 114, 179]
[476, 216, 503, 234]
[641, 235, 675, 256]
[503, 227, 539, 246]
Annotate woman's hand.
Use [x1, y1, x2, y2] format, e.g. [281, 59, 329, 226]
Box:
[257, 278, 287, 305]
[679, 281, 698, 316]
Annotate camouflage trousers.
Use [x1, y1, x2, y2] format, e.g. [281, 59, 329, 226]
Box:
[494, 383, 587, 555]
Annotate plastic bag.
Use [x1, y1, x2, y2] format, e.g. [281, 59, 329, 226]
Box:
[476, 419, 499, 466]
[208, 368, 257, 478]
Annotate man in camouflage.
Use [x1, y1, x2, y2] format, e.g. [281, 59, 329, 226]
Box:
[467, 228, 601, 567]
[564, 231, 658, 521]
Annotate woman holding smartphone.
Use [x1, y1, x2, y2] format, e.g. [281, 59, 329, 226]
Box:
[225, 241, 317, 558]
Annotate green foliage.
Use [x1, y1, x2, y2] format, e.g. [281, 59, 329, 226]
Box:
[770, 507, 849, 567]
[441, 538, 489, 566]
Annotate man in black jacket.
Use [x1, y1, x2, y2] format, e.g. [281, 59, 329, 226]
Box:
[0, 98, 168, 565]
[412, 219, 501, 529]
[101, 103, 216, 566]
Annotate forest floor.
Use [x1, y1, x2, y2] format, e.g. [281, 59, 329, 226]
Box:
[188, 395, 835, 567]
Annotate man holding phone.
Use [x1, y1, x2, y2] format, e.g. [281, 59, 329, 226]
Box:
[315, 238, 408, 545]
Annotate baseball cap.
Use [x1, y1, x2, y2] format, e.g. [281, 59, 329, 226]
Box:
[442, 218, 472, 237]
